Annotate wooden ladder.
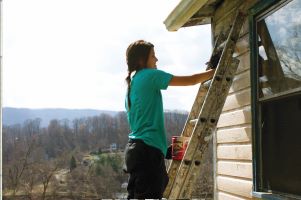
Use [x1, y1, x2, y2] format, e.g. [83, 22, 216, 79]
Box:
[164, 11, 246, 199]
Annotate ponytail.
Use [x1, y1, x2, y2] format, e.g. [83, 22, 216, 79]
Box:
[126, 71, 132, 110]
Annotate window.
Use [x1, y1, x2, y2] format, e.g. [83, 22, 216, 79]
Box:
[250, 0, 301, 198]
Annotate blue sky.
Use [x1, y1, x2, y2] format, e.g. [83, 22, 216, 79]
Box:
[3, 0, 212, 111]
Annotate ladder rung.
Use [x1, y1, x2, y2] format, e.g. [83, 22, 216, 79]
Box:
[190, 115, 215, 125]
[217, 40, 226, 50]
[201, 79, 212, 88]
[194, 160, 201, 166]
[217, 38, 234, 51]
[189, 117, 207, 125]
[189, 119, 198, 125]
[204, 133, 213, 142]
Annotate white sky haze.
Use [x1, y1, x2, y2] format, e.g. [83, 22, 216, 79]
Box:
[3, 0, 212, 111]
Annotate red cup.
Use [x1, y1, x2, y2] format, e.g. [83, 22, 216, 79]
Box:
[172, 136, 189, 160]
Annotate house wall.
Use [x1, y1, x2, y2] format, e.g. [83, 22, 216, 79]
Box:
[212, 0, 258, 199]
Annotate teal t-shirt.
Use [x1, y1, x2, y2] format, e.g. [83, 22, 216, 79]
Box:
[125, 68, 173, 156]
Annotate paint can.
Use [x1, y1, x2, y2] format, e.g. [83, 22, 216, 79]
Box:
[172, 136, 189, 161]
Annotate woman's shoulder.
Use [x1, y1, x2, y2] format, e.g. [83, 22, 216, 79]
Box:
[132, 69, 157, 84]
[134, 68, 171, 84]
[134, 68, 152, 78]
[137, 68, 167, 76]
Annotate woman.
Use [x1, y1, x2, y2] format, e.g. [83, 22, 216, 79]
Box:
[124, 40, 215, 199]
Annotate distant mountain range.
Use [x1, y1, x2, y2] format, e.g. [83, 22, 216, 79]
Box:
[2, 107, 118, 127]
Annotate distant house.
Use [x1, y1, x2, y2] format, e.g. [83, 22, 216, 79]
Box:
[82, 155, 93, 166]
[164, 0, 301, 199]
[82, 159, 90, 167]
[121, 182, 128, 189]
[110, 143, 117, 152]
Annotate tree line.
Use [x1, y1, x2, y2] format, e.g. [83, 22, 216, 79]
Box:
[2, 111, 188, 199]
[3, 111, 187, 159]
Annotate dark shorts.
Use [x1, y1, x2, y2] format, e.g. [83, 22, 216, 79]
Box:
[124, 139, 169, 199]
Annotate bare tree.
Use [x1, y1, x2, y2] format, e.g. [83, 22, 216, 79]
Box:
[38, 163, 58, 200]
[7, 139, 35, 197]
[21, 168, 36, 200]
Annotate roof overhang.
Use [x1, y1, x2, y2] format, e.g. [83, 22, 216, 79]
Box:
[164, 0, 222, 31]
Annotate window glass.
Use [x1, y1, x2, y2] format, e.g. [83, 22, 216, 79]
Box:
[257, 0, 301, 98]
[253, 0, 301, 196]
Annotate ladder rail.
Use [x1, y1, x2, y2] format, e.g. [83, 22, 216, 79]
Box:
[165, 11, 246, 199]
[163, 86, 207, 197]
[163, 30, 226, 198]
[168, 56, 236, 198]
[179, 58, 240, 198]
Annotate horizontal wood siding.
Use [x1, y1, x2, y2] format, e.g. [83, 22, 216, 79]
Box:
[217, 161, 253, 179]
[218, 191, 252, 200]
[213, 0, 258, 38]
[212, 0, 258, 199]
[217, 176, 253, 198]
[217, 126, 252, 143]
[236, 52, 251, 74]
[229, 70, 250, 94]
[214, 12, 249, 40]
[217, 106, 251, 128]
[223, 88, 251, 112]
[217, 144, 252, 160]
[214, 0, 244, 24]
[234, 34, 250, 57]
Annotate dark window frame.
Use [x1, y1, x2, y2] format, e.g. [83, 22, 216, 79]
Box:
[249, 0, 301, 199]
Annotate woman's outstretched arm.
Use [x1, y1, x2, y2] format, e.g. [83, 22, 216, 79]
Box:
[169, 69, 215, 86]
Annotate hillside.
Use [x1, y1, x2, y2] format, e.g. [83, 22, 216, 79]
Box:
[2, 107, 118, 127]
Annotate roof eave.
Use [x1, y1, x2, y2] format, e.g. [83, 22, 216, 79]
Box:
[164, 0, 210, 32]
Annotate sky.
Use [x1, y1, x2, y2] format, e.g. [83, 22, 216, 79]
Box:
[3, 0, 212, 112]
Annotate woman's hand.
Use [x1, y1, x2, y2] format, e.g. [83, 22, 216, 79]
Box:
[165, 144, 172, 159]
[201, 68, 215, 84]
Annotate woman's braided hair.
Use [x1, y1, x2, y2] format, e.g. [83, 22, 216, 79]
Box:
[125, 40, 154, 110]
